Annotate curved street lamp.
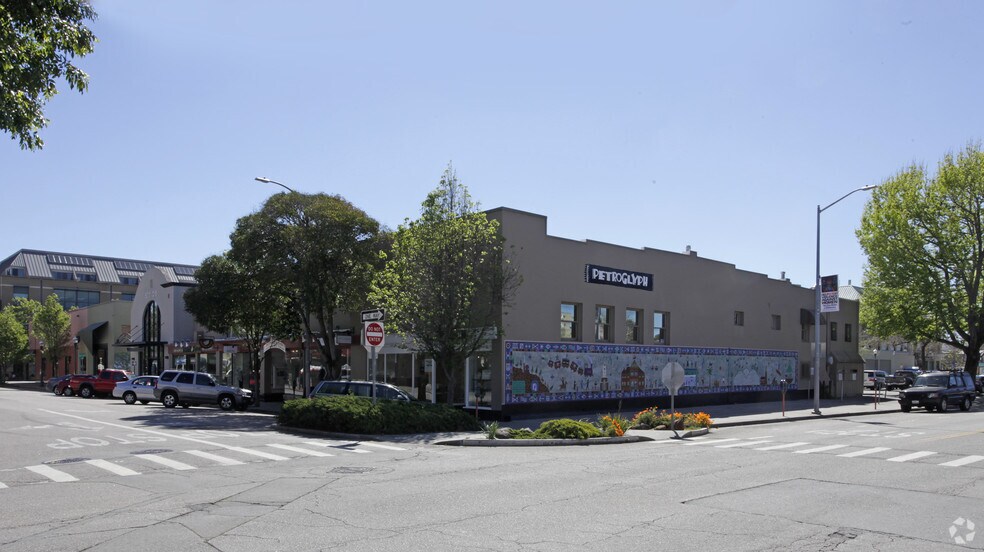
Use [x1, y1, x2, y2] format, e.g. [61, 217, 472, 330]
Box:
[814, 184, 879, 414]
[254, 176, 297, 193]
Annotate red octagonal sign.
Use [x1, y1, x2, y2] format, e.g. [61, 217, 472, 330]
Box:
[364, 321, 385, 347]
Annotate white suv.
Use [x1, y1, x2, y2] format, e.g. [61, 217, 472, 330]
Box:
[154, 370, 252, 411]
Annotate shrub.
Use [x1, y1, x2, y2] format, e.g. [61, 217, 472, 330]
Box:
[507, 427, 536, 439]
[598, 413, 631, 437]
[684, 411, 714, 428]
[278, 395, 482, 434]
[532, 418, 602, 439]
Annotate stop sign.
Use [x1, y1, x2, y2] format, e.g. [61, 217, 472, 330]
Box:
[364, 321, 385, 348]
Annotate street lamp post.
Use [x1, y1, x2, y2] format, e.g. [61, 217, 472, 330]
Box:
[814, 184, 879, 414]
[255, 176, 312, 397]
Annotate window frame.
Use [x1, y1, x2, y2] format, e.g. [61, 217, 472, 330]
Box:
[771, 314, 781, 331]
[830, 321, 838, 341]
[734, 311, 745, 326]
[595, 305, 613, 343]
[653, 311, 669, 345]
[560, 302, 580, 341]
[625, 308, 642, 344]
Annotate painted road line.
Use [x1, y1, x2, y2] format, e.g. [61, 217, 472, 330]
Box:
[837, 447, 891, 458]
[716, 440, 773, 449]
[26, 465, 78, 483]
[887, 451, 938, 463]
[356, 442, 407, 451]
[226, 446, 289, 461]
[939, 455, 984, 467]
[303, 441, 371, 454]
[85, 459, 140, 476]
[793, 444, 850, 454]
[754, 442, 810, 451]
[682, 438, 741, 446]
[267, 444, 335, 457]
[0, 482, 7, 489]
[184, 450, 245, 466]
[136, 454, 197, 471]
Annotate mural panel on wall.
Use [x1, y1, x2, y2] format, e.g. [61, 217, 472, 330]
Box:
[505, 341, 798, 404]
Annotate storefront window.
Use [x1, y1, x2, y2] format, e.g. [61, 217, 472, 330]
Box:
[595, 305, 612, 342]
[653, 311, 669, 344]
[560, 303, 579, 340]
[625, 308, 642, 343]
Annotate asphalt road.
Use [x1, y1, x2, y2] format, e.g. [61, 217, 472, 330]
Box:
[2, 386, 983, 551]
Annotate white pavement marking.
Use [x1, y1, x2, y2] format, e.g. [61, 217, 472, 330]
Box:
[716, 440, 773, 448]
[837, 447, 891, 458]
[184, 450, 245, 466]
[793, 444, 850, 454]
[267, 444, 335, 457]
[84, 459, 140, 476]
[939, 455, 984, 467]
[886, 451, 938, 463]
[136, 454, 197, 471]
[0, 482, 7, 489]
[303, 441, 371, 454]
[682, 438, 740, 446]
[38, 409, 238, 450]
[26, 465, 78, 482]
[754, 442, 810, 451]
[357, 442, 407, 451]
[226, 446, 289, 461]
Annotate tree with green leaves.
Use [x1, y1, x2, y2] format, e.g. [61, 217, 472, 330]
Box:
[0, 307, 29, 384]
[33, 294, 71, 381]
[1, 0, 98, 150]
[184, 253, 296, 397]
[230, 191, 382, 380]
[858, 143, 984, 375]
[370, 164, 520, 403]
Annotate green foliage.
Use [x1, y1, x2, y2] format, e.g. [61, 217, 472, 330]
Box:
[482, 420, 500, 439]
[531, 419, 602, 440]
[0, 308, 28, 383]
[369, 164, 520, 402]
[858, 143, 984, 373]
[0, 0, 97, 150]
[278, 395, 482, 434]
[507, 428, 536, 439]
[231, 191, 382, 379]
[597, 413, 631, 437]
[33, 294, 71, 380]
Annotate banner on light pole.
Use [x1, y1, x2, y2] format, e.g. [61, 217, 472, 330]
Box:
[820, 274, 839, 313]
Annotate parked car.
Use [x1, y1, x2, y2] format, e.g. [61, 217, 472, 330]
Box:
[56, 374, 92, 396]
[975, 374, 984, 395]
[153, 370, 251, 411]
[69, 369, 133, 398]
[46, 374, 73, 394]
[311, 380, 415, 402]
[898, 371, 977, 412]
[883, 372, 907, 390]
[112, 375, 160, 405]
[893, 369, 922, 389]
[863, 370, 887, 390]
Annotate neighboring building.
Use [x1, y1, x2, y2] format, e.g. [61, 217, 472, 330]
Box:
[0, 249, 198, 380]
[839, 283, 922, 373]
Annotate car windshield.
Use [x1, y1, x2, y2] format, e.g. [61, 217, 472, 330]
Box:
[914, 374, 948, 387]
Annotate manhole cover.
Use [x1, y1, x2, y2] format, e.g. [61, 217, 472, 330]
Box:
[131, 449, 173, 455]
[44, 457, 89, 465]
[331, 466, 374, 474]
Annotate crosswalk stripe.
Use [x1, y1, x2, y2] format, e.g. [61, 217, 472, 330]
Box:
[267, 444, 334, 457]
[85, 459, 140, 476]
[184, 450, 245, 466]
[357, 442, 407, 451]
[716, 440, 773, 448]
[683, 438, 740, 446]
[837, 447, 891, 458]
[754, 442, 810, 451]
[0, 482, 7, 489]
[136, 454, 197, 471]
[303, 441, 371, 454]
[226, 446, 289, 461]
[26, 465, 78, 482]
[887, 451, 937, 463]
[793, 444, 850, 454]
[939, 455, 984, 467]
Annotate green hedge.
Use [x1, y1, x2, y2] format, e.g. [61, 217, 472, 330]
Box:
[278, 395, 482, 434]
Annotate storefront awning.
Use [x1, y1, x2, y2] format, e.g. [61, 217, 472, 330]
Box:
[78, 321, 107, 354]
[834, 350, 865, 365]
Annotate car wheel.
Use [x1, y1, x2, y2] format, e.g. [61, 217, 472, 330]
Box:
[960, 396, 973, 411]
[938, 397, 948, 412]
[900, 403, 912, 412]
[218, 395, 235, 411]
[64, 387, 74, 396]
[123, 391, 137, 405]
[161, 391, 178, 408]
[79, 385, 93, 399]
[139, 400, 150, 405]
[53, 388, 62, 396]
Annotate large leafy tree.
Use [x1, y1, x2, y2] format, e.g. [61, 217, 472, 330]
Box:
[370, 164, 520, 403]
[0, 307, 28, 384]
[33, 294, 71, 380]
[0, 0, 97, 150]
[232, 191, 382, 380]
[184, 253, 296, 397]
[858, 144, 984, 375]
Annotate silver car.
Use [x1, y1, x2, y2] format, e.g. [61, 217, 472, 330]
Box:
[112, 375, 160, 405]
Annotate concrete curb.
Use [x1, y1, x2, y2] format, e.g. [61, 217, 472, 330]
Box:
[437, 434, 653, 446]
[712, 407, 902, 427]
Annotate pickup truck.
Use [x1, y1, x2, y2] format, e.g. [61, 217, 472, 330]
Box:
[69, 369, 133, 398]
[883, 372, 907, 390]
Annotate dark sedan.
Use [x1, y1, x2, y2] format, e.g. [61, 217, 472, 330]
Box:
[898, 371, 977, 412]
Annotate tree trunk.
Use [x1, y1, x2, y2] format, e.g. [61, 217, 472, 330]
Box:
[964, 345, 980, 377]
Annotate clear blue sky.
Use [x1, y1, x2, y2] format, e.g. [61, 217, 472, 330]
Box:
[3, 1, 983, 289]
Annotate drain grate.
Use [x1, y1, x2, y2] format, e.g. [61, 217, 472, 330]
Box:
[131, 449, 173, 455]
[331, 466, 374, 474]
[44, 457, 89, 465]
